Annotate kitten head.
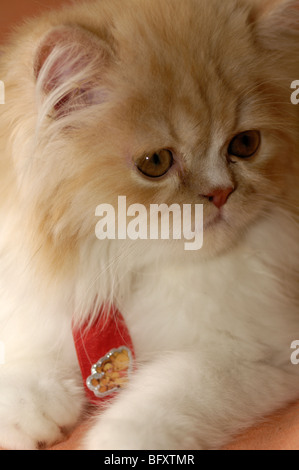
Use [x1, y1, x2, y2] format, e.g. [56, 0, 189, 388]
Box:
[3, 0, 299, 275]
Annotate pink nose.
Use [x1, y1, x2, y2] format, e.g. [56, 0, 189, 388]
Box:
[204, 187, 234, 209]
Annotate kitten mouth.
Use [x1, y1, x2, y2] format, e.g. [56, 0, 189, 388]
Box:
[204, 212, 223, 230]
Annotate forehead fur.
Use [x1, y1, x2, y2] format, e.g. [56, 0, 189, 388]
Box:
[81, 0, 287, 145]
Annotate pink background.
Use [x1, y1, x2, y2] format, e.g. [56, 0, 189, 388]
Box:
[0, 0, 71, 42]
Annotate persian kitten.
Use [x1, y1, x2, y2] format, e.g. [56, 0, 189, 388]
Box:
[0, 0, 298, 450]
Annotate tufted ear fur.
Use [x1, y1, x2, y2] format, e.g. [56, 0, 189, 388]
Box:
[34, 25, 113, 118]
[251, 0, 299, 51]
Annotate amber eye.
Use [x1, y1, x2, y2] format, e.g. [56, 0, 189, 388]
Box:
[228, 131, 261, 159]
[136, 149, 173, 178]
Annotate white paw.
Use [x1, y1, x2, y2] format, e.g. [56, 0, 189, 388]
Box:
[83, 412, 191, 450]
[84, 419, 145, 450]
[0, 373, 85, 450]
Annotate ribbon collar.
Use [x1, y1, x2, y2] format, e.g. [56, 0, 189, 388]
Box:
[73, 308, 134, 404]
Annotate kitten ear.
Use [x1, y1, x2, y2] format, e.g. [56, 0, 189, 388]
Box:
[34, 26, 112, 118]
[252, 0, 299, 50]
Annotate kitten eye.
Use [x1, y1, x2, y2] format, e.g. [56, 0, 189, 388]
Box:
[136, 149, 173, 178]
[228, 131, 261, 159]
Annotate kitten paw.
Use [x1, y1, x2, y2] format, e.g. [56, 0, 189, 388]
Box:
[84, 420, 144, 450]
[83, 415, 188, 450]
[0, 374, 84, 450]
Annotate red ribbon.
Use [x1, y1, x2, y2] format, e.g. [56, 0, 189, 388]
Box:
[72, 307, 134, 404]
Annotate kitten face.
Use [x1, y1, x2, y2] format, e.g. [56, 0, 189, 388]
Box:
[4, 0, 298, 270]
